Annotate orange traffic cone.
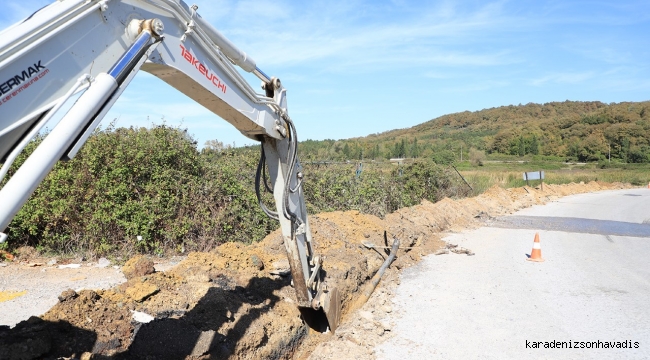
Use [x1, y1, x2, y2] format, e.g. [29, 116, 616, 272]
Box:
[527, 233, 544, 262]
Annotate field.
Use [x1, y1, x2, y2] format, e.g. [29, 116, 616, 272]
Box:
[454, 160, 650, 195]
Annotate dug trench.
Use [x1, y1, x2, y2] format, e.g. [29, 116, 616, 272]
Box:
[0, 181, 631, 359]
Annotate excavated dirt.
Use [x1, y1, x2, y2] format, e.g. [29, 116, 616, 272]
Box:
[0, 181, 632, 359]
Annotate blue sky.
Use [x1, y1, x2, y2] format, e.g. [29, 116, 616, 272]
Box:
[2, 0, 649, 147]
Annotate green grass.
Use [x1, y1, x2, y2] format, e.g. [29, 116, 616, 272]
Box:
[457, 160, 650, 195]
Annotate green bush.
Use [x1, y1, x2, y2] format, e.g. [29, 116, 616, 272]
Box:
[303, 159, 467, 217]
[431, 150, 456, 165]
[4, 126, 275, 256]
[6, 125, 205, 255]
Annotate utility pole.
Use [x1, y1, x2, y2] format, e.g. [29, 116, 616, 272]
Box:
[460, 145, 463, 162]
[608, 144, 611, 163]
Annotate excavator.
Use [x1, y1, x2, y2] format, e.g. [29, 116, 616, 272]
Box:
[0, 0, 341, 332]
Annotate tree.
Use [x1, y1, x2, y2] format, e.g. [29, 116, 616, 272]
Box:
[203, 139, 231, 153]
[491, 129, 514, 154]
[411, 137, 420, 158]
[431, 149, 456, 165]
[617, 137, 631, 162]
[469, 148, 486, 166]
[392, 139, 407, 158]
[567, 141, 581, 160]
[627, 148, 648, 163]
[529, 135, 539, 155]
[342, 143, 350, 158]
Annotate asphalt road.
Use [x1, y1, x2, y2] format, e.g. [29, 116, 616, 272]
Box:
[376, 188, 650, 360]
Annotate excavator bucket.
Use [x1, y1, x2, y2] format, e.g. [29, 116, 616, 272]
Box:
[321, 286, 341, 333]
[299, 284, 341, 333]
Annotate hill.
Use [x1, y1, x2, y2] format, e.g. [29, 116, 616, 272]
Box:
[299, 100, 650, 163]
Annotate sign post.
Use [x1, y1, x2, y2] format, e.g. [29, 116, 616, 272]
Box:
[523, 171, 545, 190]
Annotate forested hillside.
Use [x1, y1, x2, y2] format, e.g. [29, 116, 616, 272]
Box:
[299, 101, 650, 163]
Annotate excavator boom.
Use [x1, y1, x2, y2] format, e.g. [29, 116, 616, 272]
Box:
[0, 0, 340, 332]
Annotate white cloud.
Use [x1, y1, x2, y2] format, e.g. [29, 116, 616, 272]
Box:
[530, 72, 595, 86]
[194, 0, 526, 73]
[440, 80, 510, 93]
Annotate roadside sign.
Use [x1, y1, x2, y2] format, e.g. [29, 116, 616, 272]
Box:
[523, 171, 545, 190]
[523, 171, 544, 180]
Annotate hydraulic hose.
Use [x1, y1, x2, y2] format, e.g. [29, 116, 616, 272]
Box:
[255, 143, 279, 220]
[282, 118, 303, 225]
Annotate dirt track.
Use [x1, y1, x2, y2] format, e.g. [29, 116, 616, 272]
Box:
[0, 181, 632, 359]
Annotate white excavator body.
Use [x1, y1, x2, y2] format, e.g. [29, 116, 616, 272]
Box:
[0, 0, 340, 332]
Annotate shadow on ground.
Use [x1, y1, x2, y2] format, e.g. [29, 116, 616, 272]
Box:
[0, 275, 303, 359]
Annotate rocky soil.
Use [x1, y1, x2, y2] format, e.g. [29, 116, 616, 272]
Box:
[0, 181, 631, 359]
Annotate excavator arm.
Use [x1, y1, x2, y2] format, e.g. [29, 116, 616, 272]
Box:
[0, 0, 340, 332]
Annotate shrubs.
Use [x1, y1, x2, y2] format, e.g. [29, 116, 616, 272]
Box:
[3, 126, 463, 256]
[302, 160, 468, 217]
[469, 148, 486, 166]
[6, 125, 209, 255]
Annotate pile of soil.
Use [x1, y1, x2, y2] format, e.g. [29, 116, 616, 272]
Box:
[0, 181, 631, 359]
